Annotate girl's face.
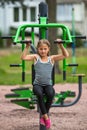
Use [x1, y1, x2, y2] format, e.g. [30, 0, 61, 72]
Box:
[37, 44, 50, 57]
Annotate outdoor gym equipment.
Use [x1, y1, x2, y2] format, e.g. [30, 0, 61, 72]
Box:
[0, 3, 86, 81]
[5, 74, 85, 108]
[5, 73, 85, 130]
[0, 5, 86, 81]
[10, 15, 72, 81]
[3, 2, 86, 130]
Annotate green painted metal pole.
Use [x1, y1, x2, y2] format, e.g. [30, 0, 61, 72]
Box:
[40, 17, 47, 39]
[39, 17, 48, 39]
[21, 29, 25, 82]
[72, 7, 76, 74]
[31, 27, 34, 44]
[63, 29, 67, 80]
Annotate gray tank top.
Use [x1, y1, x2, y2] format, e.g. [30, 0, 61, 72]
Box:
[33, 56, 54, 86]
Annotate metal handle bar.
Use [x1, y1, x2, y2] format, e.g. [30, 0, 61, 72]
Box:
[20, 40, 37, 54]
[19, 40, 37, 54]
[54, 40, 65, 44]
[67, 64, 78, 67]
[13, 40, 37, 54]
[0, 36, 14, 39]
[72, 35, 86, 39]
[54, 40, 73, 44]
[13, 40, 32, 44]
[13, 40, 32, 45]
[10, 64, 22, 67]
[20, 40, 32, 44]
[13, 23, 72, 44]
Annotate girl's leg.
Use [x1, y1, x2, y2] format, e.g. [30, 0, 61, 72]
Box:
[44, 85, 55, 113]
[33, 85, 54, 129]
[33, 84, 47, 115]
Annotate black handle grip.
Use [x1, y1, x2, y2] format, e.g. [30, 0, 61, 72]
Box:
[0, 36, 13, 39]
[20, 40, 32, 44]
[73, 36, 86, 39]
[10, 64, 21, 67]
[20, 40, 37, 53]
[13, 40, 32, 45]
[68, 64, 78, 67]
[54, 40, 66, 44]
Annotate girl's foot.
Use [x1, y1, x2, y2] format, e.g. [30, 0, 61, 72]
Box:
[40, 117, 45, 126]
[44, 118, 51, 129]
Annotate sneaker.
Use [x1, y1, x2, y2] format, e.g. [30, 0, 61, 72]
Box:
[44, 118, 51, 129]
[40, 117, 45, 126]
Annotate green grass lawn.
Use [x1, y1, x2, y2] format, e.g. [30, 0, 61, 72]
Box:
[0, 47, 87, 85]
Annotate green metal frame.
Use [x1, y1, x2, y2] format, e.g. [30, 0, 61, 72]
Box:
[13, 22, 72, 81]
[5, 87, 75, 109]
[5, 74, 85, 109]
[5, 2, 85, 111]
[14, 23, 72, 43]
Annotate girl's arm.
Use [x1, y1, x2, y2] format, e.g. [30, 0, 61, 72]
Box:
[21, 42, 37, 61]
[51, 39, 69, 61]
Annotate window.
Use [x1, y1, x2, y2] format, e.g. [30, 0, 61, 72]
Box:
[13, 6, 38, 22]
[23, 7, 27, 21]
[30, 7, 36, 22]
[57, 3, 83, 22]
[14, 7, 19, 22]
[56, 4, 72, 21]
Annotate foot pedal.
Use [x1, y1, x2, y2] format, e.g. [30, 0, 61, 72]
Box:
[11, 99, 35, 109]
[11, 87, 29, 91]
[5, 93, 20, 98]
[61, 91, 76, 97]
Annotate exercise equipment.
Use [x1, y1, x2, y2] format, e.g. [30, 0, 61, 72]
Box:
[3, 2, 86, 130]
[5, 73, 85, 130]
[5, 74, 85, 108]
[0, 2, 86, 81]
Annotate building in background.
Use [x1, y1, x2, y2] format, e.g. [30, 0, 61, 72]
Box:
[56, 0, 87, 35]
[0, 0, 87, 36]
[0, 0, 45, 35]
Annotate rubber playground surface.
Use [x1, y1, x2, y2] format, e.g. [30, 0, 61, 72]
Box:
[0, 83, 87, 130]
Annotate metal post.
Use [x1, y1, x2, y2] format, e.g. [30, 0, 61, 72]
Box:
[72, 7, 76, 74]
[78, 76, 82, 98]
[39, 2, 48, 39]
[21, 29, 25, 82]
[31, 27, 35, 44]
[63, 29, 67, 80]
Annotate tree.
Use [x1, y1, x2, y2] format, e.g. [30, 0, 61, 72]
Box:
[46, 0, 61, 73]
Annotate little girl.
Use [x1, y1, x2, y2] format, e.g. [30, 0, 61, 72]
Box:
[21, 39, 69, 129]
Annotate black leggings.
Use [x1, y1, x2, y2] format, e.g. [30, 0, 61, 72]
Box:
[33, 84, 55, 115]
